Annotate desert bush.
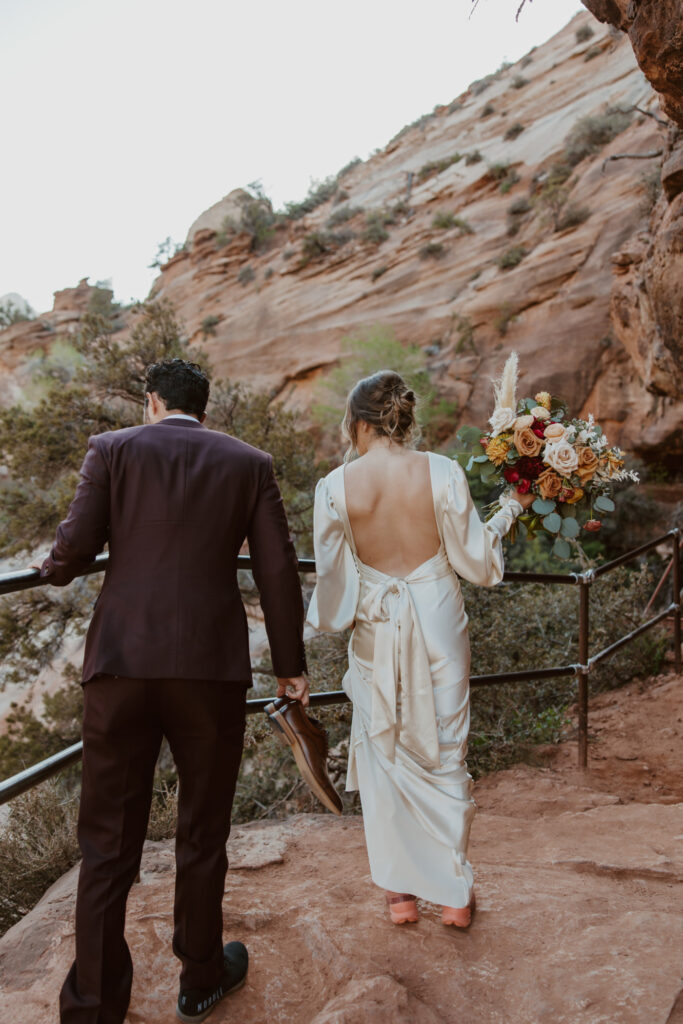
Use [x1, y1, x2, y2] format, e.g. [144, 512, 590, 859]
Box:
[576, 24, 594, 43]
[497, 245, 527, 269]
[299, 230, 353, 265]
[499, 170, 521, 194]
[470, 75, 495, 96]
[504, 122, 525, 141]
[493, 303, 516, 335]
[283, 177, 339, 220]
[584, 45, 602, 61]
[431, 212, 472, 234]
[149, 237, 187, 269]
[488, 162, 510, 181]
[312, 326, 457, 449]
[454, 315, 475, 354]
[480, 102, 495, 117]
[465, 150, 483, 165]
[235, 184, 278, 252]
[326, 205, 363, 228]
[237, 265, 256, 286]
[0, 298, 34, 328]
[362, 210, 393, 245]
[508, 196, 532, 216]
[512, 75, 529, 89]
[201, 315, 221, 338]
[371, 265, 388, 281]
[419, 241, 446, 260]
[555, 202, 591, 231]
[563, 109, 632, 167]
[418, 153, 462, 181]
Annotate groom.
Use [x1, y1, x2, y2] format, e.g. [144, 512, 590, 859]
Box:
[36, 358, 309, 1024]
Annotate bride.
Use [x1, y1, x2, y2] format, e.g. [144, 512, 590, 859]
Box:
[307, 370, 534, 926]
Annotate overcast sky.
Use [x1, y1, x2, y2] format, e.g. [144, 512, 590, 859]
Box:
[1, 0, 583, 314]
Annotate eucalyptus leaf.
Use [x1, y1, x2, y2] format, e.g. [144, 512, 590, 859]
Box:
[457, 425, 482, 444]
[532, 497, 556, 515]
[473, 455, 489, 463]
[594, 495, 615, 513]
[553, 537, 571, 559]
[542, 512, 562, 534]
[465, 455, 474, 472]
[560, 516, 580, 538]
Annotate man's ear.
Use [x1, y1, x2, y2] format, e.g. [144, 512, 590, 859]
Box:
[199, 412, 207, 424]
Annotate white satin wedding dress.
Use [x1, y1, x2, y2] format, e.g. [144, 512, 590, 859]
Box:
[307, 451, 521, 908]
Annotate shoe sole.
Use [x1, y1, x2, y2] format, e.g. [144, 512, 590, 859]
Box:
[265, 703, 342, 815]
[176, 975, 246, 1023]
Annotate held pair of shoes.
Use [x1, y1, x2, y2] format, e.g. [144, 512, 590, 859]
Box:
[265, 696, 343, 815]
[176, 942, 248, 1023]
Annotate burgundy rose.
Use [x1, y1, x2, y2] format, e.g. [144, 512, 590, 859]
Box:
[515, 455, 544, 479]
[516, 478, 532, 494]
[583, 519, 602, 532]
[531, 420, 546, 438]
[503, 467, 520, 483]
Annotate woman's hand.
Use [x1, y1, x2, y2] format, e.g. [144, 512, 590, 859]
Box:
[512, 488, 536, 510]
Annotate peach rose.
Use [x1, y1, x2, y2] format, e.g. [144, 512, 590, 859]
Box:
[530, 405, 550, 421]
[543, 439, 579, 477]
[514, 413, 535, 429]
[575, 446, 599, 483]
[544, 421, 568, 443]
[513, 426, 543, 458]
[537, 467, 563, 500]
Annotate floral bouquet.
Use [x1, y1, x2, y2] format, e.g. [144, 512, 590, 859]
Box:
[456, 353, 639, 559]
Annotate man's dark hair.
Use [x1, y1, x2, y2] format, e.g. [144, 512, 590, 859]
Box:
[144, 358, 210, 418]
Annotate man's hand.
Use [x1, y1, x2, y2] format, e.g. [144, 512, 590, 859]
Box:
[276, 675, 310, 706]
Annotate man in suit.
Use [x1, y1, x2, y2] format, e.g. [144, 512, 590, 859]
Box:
[36, 358, 308, 1024]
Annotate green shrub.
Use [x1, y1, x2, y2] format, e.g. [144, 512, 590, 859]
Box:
[555, 202, 591, 231]
[237, 265, 256, 286]
[493, 303, 516, 335]
[326, 205, 363, 228]
[563, 109, 632, 167]
[488, 162, 511, 181]
[283, 177, 339, 220]
[512, 75, 529, 89]
[299, 230, 353, 265]
[480, 102, 495, 117]
[418, 153, 462, 181]
[584, 44, 602, 61]
[432, 211, 456, 230]
[576, 24, 595, 43]
[498, 245, 527, 269]
[454, 315, 475, 353]
[372, 265, 388, 281]
[419, 241, 446, 260]
[201, 315, 221, 338]
[149, 237, 187, 269]
[508, 197, 532, 216]
[465, 150, 483, 165]
[504, 122, 525, 141]
[471, 75, 495, 96]
[499, 170, 521, 194]
[362, 210, 394, 245]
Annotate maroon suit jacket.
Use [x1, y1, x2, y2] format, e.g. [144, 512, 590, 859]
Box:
[40, 417, 306, 684]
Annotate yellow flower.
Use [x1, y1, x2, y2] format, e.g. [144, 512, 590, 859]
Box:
[565, 487, 584, 504]
[535, 391, 552, 410]
[606, 450, 625, 476]
[485, 436, 510, 466]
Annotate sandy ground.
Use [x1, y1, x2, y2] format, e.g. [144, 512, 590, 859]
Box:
[0, 670, 681, 1024]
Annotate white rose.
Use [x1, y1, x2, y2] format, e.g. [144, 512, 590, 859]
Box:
[531, 405, 550, 420]
[514, 413, 534, 429]
[543, 440, 579, 478]
[488, 406, 516, 437]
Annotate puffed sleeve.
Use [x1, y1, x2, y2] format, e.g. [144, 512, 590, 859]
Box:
[437, 457, 521, 587]
[307, 473, 360, 632]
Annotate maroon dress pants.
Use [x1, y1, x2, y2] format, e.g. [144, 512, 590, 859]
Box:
[59, 675, 248, 1024]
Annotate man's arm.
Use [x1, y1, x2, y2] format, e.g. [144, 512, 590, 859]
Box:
[39, 436, 111, 586]
[247, 456, 308, 699]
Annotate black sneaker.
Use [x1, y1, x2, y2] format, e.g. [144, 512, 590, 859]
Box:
[176, 941, 248, 1023]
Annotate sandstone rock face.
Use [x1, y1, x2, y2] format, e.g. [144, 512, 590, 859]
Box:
[1, 671, 681, 1024]
[186, 188, 252, 244]
[582, 0, 683, 129]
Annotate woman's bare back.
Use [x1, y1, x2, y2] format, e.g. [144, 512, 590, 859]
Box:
[343, 448, 441, 577]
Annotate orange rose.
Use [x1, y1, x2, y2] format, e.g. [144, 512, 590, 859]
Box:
[513, 426, 543, 458]
[575, 446, 599, 483]
[537, 467, 563, 499]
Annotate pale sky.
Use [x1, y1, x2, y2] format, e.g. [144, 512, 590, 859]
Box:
[1, 0, 582, 314]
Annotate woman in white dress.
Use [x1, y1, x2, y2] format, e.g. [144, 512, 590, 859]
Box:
[307, 371, 534, 926]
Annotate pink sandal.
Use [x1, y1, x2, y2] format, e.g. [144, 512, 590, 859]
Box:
[386, 892, 419, 924]
[442, 891, 476, 928]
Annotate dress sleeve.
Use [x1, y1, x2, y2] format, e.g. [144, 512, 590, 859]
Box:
[306, 474, 359, 632]
[440, 459, 522, 587]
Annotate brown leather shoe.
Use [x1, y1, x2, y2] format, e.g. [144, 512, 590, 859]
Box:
[264, 697, 343, 815]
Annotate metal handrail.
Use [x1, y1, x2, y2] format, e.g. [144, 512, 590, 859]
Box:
[0, 528, 680, 801]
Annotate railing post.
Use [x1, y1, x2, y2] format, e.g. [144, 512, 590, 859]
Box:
[577, 574, 591, 769]
[673, 530, 682, 675]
